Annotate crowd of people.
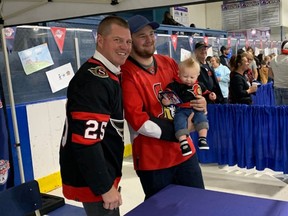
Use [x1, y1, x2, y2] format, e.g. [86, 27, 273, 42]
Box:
[204, 45, 283, 105]
[59, 14, 288, 216]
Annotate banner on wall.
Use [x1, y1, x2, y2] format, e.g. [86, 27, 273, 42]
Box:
[51, 27, 67, 54]
[222, 0, 280, 31]
[0, 92, 14, 191]
[189, 36, 194, 51]
[171, 34, 178, 52]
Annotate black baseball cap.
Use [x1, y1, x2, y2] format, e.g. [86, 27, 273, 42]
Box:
[195, 41, 211, 50]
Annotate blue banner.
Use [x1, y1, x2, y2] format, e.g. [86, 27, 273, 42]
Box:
[0, 90, 13, 191]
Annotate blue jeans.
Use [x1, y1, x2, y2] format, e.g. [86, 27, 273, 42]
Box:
[174, 108, 208, 134]
[274, 87, 288, 105]
[136, 154, 204, 199]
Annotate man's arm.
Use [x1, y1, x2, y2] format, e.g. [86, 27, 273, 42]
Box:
[122, 73, 177, 142]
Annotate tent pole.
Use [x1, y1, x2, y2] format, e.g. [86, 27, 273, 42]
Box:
[1, 27, 25, 184]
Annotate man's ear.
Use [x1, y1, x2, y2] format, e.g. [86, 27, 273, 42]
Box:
[97, 34, 103, 48]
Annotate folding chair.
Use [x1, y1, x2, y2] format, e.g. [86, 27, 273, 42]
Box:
[0, 180, 42, 216]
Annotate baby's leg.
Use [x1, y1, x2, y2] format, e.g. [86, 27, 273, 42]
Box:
[198, 128, 209, 150]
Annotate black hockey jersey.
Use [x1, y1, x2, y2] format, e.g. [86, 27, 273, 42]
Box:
[59, 57, 124, 202]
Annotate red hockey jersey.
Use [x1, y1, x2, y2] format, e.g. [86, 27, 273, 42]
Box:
[121, 55, 196, 171]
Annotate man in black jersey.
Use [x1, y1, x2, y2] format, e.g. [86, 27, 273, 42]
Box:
[59, 16, 132, 216]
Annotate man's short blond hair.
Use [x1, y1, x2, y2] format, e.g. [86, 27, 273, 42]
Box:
[97, 15, 129, 36]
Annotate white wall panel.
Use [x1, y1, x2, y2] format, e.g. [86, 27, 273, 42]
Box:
[26, 99, 66, 179]
[206, 2, 222, 30]
[26, 99, 132, 179]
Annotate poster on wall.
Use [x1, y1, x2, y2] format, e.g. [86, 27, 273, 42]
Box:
[259, 0, 280, 27]
[222, 0, 280, 31]
[18, 43, 54, 75]
[221, 2, 240, 31]
[45, 63, 75, 93]
[171, 6, 189, 26]
[180, 48, 191, 61]
[240, 0, 260, 29]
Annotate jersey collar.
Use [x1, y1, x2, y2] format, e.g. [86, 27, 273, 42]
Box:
[93, 51, 121, 75]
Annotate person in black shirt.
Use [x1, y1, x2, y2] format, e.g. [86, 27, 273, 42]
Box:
[194, 41, 224, 104]
[59, 16, 132, 216]
[229, 54, 258, 104]
[219, 45, 231, 68]
[162, 11, 183, 26]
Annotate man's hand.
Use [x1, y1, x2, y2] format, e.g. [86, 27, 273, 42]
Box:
[190, 95, 207, 113]
[102, 186, 122, 210]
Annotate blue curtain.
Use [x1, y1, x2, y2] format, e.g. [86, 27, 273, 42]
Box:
[252, 82, 275, 106]
[193, 104, 288, 173]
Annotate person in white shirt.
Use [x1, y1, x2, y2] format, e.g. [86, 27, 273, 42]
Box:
[210, 55, 231, 104]
[270, 40, 288, 105]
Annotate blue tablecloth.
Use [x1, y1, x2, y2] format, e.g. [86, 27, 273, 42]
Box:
[125, 185, 288, 216]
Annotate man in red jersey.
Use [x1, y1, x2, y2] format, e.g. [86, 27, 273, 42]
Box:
[59, 16, 132, 216]
[121, 15, 206, 199]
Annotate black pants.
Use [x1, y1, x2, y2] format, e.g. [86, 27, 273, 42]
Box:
[136, 154, 204, 200]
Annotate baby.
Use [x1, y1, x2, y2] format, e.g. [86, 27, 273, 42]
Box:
[161, 57, 216, 156]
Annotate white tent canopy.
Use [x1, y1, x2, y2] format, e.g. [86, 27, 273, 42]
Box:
[0, 0, 218, 26]
[0, 0, 220, 185]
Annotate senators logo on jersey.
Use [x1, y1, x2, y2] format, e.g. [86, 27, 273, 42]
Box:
[89, 66, 109, 78]
[187, 83, 202, 98]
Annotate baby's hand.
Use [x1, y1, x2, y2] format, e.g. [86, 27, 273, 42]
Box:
[162, 97, 171, 106]
[209, 92, 217, 101]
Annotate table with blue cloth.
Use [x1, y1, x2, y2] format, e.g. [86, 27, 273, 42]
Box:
[125, 184, 288, 216]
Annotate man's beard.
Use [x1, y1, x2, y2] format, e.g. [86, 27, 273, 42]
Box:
[133, 44, 155, 58]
